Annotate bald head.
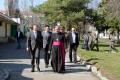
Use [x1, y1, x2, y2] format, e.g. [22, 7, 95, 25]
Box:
[71, 28, 75, 32]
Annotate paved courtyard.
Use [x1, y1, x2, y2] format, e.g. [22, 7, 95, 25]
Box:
[0, 40, 99, 80]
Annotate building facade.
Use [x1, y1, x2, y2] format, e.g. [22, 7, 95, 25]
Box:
[0, 12, 18, 43]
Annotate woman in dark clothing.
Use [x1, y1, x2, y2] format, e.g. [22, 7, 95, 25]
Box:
[49, 26, 66, 73]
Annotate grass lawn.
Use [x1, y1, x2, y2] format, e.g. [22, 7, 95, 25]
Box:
[77, 39, 120, 80]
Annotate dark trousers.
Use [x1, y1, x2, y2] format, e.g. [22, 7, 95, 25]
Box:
[69, 43, 77, 62]
[92, 43, 99, 51]
[17, 38, 21, 49]
[88, 43, 92, 51]
[43, 44, 50, 65]
[83, 40, 89, 50]
[109, 42, 118, 53]
[30, 48, 40, 67]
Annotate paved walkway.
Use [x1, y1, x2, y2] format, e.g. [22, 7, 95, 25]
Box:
[0, 40, 99, 80]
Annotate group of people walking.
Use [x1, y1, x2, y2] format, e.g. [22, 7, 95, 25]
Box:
[16, 23, 119, 74]
[26, 24, 79, 73]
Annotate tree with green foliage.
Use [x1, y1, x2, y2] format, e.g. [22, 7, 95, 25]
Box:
[98, 0, 120, 42]
[85, 8, 106, 33]
[32, 0, 92, 30]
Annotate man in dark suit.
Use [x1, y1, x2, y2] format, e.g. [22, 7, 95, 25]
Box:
[69, 28, 79, 63]
[26, 24, 43, 72]
[15, 28, 23, 49]
[42, 25, 51, 68]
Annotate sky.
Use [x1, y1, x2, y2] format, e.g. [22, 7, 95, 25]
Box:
[0, 0, 4, 10]
[88, 0, 102, 9]
[0, 0, 47, 10]
[0, 0, 101, 10]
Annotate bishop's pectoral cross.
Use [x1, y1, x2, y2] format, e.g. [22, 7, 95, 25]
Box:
[55, 34, 59, 41]
[56, 38, 59, 41]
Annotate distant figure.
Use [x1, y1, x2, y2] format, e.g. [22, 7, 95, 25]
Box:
[83, 32, 89, 50]
[26, 24, 43, 72]
[49, 26, 66, 73]
[69, 28, 79, 63]
[15, 28, 23, 49]
[42, 25, 51, 68]
[109, 33, 118, 53]
[91, 31, 99, 51]
[88, 31, 93, 51]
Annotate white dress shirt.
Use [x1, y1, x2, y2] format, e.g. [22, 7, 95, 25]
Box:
[18, 31, 20, 37]
[72, 32, 76, 43]
[33, 31, 37, 39]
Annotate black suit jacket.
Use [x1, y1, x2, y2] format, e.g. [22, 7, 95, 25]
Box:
[15, 31, 23, 39]
[42, 31, 51, 48]
[27, 31, 43, 50]
[69, 32, 79, 46]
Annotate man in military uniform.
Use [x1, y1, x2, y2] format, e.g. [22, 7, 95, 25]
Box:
[109, 33, 118, 53]
[91, 31, 99, 51]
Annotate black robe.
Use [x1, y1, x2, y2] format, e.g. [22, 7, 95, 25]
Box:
[49, 32, 66, 73]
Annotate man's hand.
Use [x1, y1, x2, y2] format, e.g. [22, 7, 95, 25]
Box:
[26, 48, 29, 51]
[65, 49, 68, 52]
[48, 51, 50, 54]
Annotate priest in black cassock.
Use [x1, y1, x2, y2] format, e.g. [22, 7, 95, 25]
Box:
[49, 25, 66, 73]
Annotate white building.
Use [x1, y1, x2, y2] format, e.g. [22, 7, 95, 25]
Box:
[0, 12, 18, 43]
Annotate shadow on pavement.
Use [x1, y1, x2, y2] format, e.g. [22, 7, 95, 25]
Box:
[65, 63, 90, 74]
[0, 63, 31, 71]
[0, 62, 33, 80]
[86, 58, 104, 62]
[0, 40, 37, 80]
[9, 71, 33, 80]
[66, 68, 89, 73]
[0, 40, 44, 59]
[65, 64, 86, 67]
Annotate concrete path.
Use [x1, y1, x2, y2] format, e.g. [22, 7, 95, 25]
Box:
[0, 40, 99, 80]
